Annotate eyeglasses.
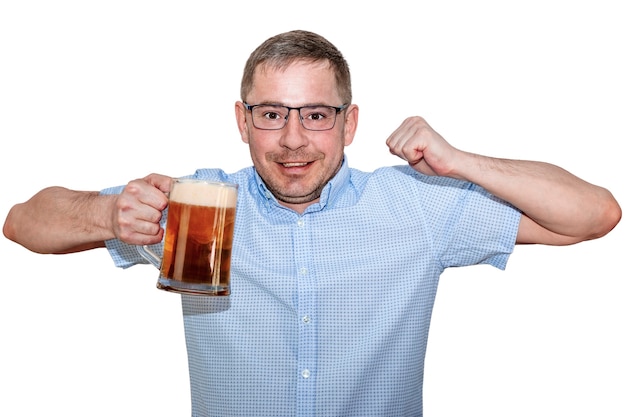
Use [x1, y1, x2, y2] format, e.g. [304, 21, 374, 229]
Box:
[243, 102, 348, 131]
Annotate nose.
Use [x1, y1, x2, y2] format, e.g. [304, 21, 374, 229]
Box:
[279, 108, 309, 150]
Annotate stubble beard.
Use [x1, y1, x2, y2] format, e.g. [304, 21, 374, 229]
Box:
[261, 154, 343, 206]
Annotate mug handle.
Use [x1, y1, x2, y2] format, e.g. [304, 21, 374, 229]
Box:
[137, 245, 161, 269]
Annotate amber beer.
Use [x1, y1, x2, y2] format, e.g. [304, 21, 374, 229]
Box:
[157, 180, 237, 295]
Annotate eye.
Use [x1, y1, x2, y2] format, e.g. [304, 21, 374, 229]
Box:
[255, 106, 287, 121]
[263, 111, 282, 120]
[301, 106, 332, 121]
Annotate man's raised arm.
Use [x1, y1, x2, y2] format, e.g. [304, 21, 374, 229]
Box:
[386, 116, 622, 245]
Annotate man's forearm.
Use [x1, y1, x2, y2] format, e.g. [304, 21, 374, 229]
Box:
[455, 153, 621, 241]
[3, 187, 116, 254]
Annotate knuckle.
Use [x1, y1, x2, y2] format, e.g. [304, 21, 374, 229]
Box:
[124, 179, 144, 196]
[117, 229, 134, 242]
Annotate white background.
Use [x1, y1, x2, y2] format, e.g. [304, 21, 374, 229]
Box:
[1, 1, 624, 416]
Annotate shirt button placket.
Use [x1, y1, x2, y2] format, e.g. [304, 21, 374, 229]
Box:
[294, 215, 316, 416]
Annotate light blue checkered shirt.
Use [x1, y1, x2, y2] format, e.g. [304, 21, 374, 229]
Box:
[102, 158, 520, 416]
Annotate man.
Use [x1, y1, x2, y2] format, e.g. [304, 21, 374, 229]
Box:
[3, 30, 621, 416]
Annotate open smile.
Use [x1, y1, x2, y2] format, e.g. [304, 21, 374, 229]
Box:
[281, 162, 310, 167]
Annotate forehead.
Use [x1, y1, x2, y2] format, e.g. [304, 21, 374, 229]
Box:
[248, 60, 341, 105]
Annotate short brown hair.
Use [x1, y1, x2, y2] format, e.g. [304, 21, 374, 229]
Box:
[240, 30, 352, 105]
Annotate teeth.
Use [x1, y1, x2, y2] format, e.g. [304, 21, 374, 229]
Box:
[282, 162, 308, 167]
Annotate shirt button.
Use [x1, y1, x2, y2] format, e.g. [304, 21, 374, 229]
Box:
[299, 267, 308, 276]
[297, 219, 305, 227]
[301, 369, 311, 379]
[302, 315, 311, 324]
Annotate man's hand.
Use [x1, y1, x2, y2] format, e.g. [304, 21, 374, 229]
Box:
[112, 173, 173, 245]
[385, 116, 460, 178]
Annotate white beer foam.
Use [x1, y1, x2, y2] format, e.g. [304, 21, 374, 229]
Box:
[170, 181, 237, 207]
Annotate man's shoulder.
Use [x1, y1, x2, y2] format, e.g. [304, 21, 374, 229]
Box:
[192, 166, 255, 183]
[347, 165, 477, 202]
[349, 165, 441, 187]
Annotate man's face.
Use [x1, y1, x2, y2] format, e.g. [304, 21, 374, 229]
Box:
[236, 60, 358, 213]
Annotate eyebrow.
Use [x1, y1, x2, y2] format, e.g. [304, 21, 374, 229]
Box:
[250, 102, 338, 107]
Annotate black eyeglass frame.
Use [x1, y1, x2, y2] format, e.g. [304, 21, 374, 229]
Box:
[243, 102, 348, 131]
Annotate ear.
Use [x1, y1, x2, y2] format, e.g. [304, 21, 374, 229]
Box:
[235, 101, 250, 144]
[342, 104, 359, 146]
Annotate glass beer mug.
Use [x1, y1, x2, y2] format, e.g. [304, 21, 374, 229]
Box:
[138, 179, 238, 296]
